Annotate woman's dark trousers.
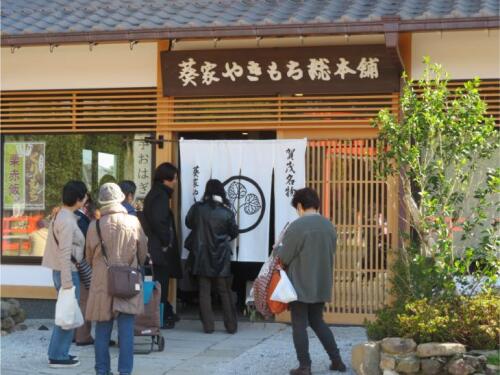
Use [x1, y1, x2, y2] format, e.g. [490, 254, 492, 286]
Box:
[198, 276, 237, 333]
[289, 302, 341, 367]
[152, 265, 175, 321]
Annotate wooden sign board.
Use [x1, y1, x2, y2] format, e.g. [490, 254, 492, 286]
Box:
[161, 45, 400, 97]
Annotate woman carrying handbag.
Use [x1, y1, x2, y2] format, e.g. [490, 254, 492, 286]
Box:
[276, 188, 346, 375]
[42, 180, 88, 369]
[85, 183, 148, 375]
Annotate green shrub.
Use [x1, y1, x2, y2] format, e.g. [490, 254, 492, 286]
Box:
[487, 353, 500, 366]
[365, 307, 402, 341]
[368, 293, 500, 350]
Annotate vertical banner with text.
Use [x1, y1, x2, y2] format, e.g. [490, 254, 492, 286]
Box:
[3, 142, 45, 210]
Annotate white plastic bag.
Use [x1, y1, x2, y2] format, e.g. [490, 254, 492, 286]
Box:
[270, 269, 297, 303]
[55, 286, 84, 330]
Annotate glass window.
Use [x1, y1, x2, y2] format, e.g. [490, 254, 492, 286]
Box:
[1, 133, 154, 261]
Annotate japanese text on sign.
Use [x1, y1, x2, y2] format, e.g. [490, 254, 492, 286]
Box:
[3, 142, 45, 210]
[133, 134, 152, 199]
[192, 165, 200, 200]
[177, 57, 379, 87]
[285, 148, 296, 198]
[162, 45, 400, 97]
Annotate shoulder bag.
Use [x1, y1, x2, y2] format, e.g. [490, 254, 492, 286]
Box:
[96, 219, 141, 299]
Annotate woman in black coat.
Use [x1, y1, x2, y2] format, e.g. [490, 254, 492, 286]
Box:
[142, 162, 182, 329]
[185, 179, 239, 334]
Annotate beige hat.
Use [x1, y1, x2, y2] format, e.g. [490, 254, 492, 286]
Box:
[98, 182, 125, 206]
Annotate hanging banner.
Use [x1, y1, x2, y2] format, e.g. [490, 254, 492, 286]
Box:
[274, 139, 307, 241]
[161, 45, 400, 97]
[180, 139, 306, 263]
[3, 142, 45, 210]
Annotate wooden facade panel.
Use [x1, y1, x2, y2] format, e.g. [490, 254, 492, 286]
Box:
[162, 93, 399, 131]
[1, 88, 157, 133]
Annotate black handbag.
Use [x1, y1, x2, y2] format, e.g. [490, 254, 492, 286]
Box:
[96, 220, 141, 299]
[51, 220, 92, 289]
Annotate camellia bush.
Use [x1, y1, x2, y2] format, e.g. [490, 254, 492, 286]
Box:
[366, 59, 499, 349]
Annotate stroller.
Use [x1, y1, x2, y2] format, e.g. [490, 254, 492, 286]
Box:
[133, 280, 165, 354]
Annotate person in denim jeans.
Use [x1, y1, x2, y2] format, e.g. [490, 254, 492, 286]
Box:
[48, 271, 81, 363]
[42, 181, 88, 368]
[85, 183, 148, 375]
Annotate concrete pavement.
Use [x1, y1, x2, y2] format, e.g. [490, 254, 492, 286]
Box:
[1, 319, 365, 374]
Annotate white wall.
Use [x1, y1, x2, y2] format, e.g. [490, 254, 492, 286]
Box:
[1, 265, 53, 286]
[412, 30, 500, 79]
[1, 42, 157, 90]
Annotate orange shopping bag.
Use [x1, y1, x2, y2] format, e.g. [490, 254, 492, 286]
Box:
[266, 262, 288, 314]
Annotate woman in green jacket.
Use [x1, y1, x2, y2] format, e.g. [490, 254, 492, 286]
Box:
[277, 188, 346, 375]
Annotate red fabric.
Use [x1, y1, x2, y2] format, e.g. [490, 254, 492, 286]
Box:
[253, 256, 279, 319]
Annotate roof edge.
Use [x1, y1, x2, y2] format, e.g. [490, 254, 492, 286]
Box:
[1, 17, 499, 46]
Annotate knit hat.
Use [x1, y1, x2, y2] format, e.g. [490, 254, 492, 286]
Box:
[98, 182, 125, 206]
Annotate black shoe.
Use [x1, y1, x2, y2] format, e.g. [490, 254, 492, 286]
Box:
[163, 319, 175, 329]
[330, 360, 347, 372]
[289, 366, 311, 375]
[48, 358, 80, 368]
[48, 355, 78, 364]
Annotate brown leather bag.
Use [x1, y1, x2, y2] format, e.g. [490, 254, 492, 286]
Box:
[96, 220, 141, 299]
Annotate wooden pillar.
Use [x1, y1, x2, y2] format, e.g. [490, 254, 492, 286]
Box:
[156, 40, 178, 311]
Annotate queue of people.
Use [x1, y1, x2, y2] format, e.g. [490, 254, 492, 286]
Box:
[42, 162, 346, 375]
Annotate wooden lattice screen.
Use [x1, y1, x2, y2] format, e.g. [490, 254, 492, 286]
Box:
[306, 139, 399, 324]
[0, 88, 157, 133]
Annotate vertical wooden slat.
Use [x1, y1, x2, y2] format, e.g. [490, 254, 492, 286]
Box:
[369, 138, 376, 314]
[342, 140, 348, 314]
[353, 140, 359, 315]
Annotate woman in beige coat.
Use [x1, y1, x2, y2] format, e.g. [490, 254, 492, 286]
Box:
[85, 183, 148, 375]
[42, 180, 87, 369]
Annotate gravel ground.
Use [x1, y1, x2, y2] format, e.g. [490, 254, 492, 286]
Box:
[1, 319, 365, 375]
[217, 325, 363, 375]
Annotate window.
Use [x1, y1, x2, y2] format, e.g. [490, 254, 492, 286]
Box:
[1, 133, 154, 262]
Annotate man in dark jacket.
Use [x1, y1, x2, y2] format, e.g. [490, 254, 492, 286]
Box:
[143, 162, 182, 329]
[277, 188, 346, 375]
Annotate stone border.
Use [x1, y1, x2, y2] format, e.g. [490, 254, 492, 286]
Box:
[352, 337, 497, 375]
[1, 299, 28, 335]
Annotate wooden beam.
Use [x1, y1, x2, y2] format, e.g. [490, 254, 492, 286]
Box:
[1, 285, 56, 300]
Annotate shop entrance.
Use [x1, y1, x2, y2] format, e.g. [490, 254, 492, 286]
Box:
[170, 132, 397, 325]
[175, 131, 277, 319]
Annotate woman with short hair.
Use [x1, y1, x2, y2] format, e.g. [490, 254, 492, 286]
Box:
[185, 179, 239, 334]
[277, 188, 346, 375]
[42, 180, 88, 368]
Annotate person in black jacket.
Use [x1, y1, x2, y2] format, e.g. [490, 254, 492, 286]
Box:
[185, 179, 239, 334]
[143, 162, 182, 329]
